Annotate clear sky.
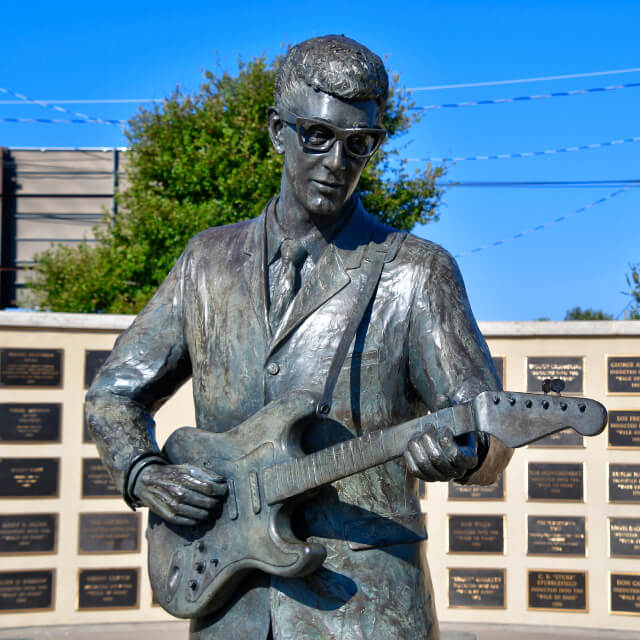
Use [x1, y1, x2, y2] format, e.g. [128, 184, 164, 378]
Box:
[2, 0, 638, 320]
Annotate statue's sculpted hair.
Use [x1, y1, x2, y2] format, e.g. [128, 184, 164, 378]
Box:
[275, 35, 389, 112]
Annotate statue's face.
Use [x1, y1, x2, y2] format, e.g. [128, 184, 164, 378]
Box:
[277, 84, 381, 222]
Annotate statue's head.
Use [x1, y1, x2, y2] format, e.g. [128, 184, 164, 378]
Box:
[274, 35, 389, 121]
[268, 35, 389, 222]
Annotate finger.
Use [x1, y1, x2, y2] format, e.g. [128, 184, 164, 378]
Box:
[145, 494, 198, 526]
[148, 489, 211, 523]
[174, 487, 221, 510]
[181, 470, 227, 498]
[187, 466, 226, 484]
[437, 432, 478, 477]
[408, 437, 451, 481]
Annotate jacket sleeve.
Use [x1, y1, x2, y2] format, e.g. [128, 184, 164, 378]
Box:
[85, 248, 192, 494]
[408, 244, 513, 484]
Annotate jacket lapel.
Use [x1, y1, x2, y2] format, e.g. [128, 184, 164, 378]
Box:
[267, 201, 375, 358]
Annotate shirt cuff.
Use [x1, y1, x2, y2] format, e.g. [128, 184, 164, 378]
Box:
[123, 452, 168, 511]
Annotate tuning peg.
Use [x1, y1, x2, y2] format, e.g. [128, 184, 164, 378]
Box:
[542, 378, 565, 395]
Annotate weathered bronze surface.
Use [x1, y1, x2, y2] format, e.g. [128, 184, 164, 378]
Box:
[83, 34, 608, 639]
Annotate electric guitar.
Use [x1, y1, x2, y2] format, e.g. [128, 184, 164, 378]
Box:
[147, 389, 607, 618]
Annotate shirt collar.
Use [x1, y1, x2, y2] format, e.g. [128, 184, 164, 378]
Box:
[266, 195, 357, 266]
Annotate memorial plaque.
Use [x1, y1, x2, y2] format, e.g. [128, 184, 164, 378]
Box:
[77, 568, 139, 610]
[448, 515, 504, 554]
[448, 568, 505, 609]
[0, 348, 62, 387]
[526, 356, 583, 394]
[0, 569, 54, 612]
[610, 518, 640, 557]
[448, 473, 504, 501]
[608, 410, 640, 448]
[0, 458, 59, 498]
[84, 350, 111, 389]
[529, 428, 583, 448]
[527, 516, 586, 556]
[492, 356, 505, 386]
[79, 513, 140, 553]
[82, 458, 119, 498]
[610, 572, 640, 615]
[528, 570, 587, 612]
[0, 514, 57, 554]
[609, 464, 640, 503]
[0, 404, 61, 442]
[607, 356, 640, 394]
[528, 462, 583, 502]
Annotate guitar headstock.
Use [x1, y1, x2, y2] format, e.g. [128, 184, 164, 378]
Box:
[472, 391, 608, 448]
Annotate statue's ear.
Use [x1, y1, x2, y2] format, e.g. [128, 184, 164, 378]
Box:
[267, 107, 285, 155]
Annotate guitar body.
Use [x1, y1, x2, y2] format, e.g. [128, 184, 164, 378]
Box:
[147, 387, 607, 619]
[147, 392, 326, 619]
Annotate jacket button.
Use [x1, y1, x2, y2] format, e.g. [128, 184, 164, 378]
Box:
[267, 362, 280, 375]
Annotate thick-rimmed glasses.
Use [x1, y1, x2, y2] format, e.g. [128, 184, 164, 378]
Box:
[277, 107, 386, 160]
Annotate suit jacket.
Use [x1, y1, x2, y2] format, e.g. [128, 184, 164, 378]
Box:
[86, 197, 511, 640]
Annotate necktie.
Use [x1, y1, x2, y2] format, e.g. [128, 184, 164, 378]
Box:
[269, 238, 307, 332]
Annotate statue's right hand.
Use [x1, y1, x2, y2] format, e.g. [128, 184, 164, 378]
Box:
[133, 464, 227, 526]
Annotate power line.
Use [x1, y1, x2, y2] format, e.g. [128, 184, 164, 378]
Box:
[405, 136, 640, 163]
[0, 98, 162, 105]
[440, 180, 640, 189]
[407, 66, 640, 91]
[454, 185, 633, 258]
[0, 116, 126, 125]
[0, 86, 122, 126]
[412, 82, 640, 111]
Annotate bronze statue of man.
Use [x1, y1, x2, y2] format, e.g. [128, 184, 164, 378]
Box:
[86, 35, 513, 640]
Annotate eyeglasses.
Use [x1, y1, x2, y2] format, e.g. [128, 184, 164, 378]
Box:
[277, 107, 386, 160]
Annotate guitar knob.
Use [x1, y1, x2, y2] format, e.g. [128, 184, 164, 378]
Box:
[195, 562, 205, 574]
[493, 394, 500, 404]
[196, 541, 205, 552]
[189, 579, 198, 591]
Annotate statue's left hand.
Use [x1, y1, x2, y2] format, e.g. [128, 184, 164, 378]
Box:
[403, 424, 478, 482]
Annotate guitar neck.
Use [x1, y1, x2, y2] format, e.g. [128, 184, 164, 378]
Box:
[261, 390, 607, 506]
[262, 403, 473, 505]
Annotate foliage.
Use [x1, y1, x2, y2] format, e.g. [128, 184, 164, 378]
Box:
[624, 263, 640, 319]
[27, 57, 445, 314]
[564, 306, 613, 321]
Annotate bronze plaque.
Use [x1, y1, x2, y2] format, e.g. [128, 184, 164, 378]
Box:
[84, 350, 111, 389]
[528, 462, 583, 501]
[492, 356, 505, 386]
[609, 464, 640, 503]
[448, 515, 504, 553]
[448, 473, 504, 501]
[608, 410, 640, 448]
[527, 516, 586, 556]
[82, 458, 119, 498]
[0, 514, 57, 554]
[611, 572, 640, 615]
[608, 356, 640, 394]
[526, 356, 583, 394]
[0, 569, 54, 612]
[529, 428, 583, 448]
[0, 403, 61, 442]
[528, 570, 587, 612]
[448, 568, 505, 609]
[79, 513, 140, 553]
[77, 568, 139, 610]
[610, 518, 640, 557]
[0, 458, 59, 498]
[0, 348, 62, 387]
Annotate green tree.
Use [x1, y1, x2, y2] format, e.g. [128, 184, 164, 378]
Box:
[26, 56, 445, 314]
[624, 264, 640, 319]
[564, 306, 613, 321]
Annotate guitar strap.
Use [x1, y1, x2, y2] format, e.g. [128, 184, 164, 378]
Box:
[316, 229, 406, 417]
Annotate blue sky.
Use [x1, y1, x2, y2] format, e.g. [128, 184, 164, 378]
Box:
[2, 1, 638, 320]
